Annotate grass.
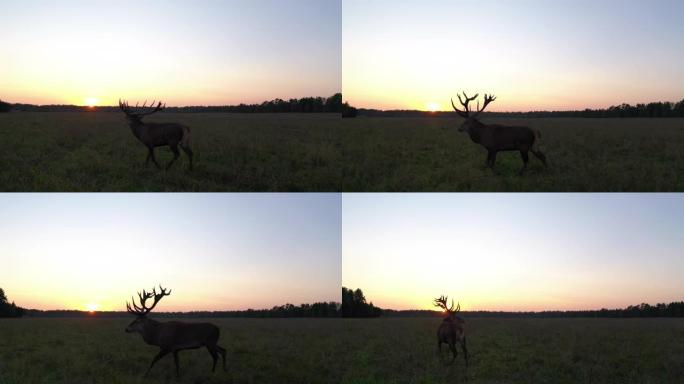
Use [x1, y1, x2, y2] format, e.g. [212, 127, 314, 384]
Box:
[0, 317, 346, 384]
[340, 117, 684, 191]
[0, 112, 341, 191]
[340, 317, 684, 384]
[3, 113, 683, 191]
[1, 317, 682, 383]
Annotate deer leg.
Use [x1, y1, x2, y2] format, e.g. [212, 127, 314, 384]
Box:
[173, 351, 180, 377]
[166, 145, 180, 170]
[216, 345, 227, 371]
[487, 150, 498, 171]
[207, 345, 218, 372]
[146, 349, 170, 376]
[485, 151, 494, 168]
[181, 144, 194, 171]
[461, 336, 469, 367]
[449, 341, 457, 364]
[519, 150, 529, 175]
[532, 150, 547, 167]
[148, 147, 161, 169]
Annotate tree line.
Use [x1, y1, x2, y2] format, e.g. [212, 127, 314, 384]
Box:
[0, 99, 12, 112]
[349, 99, 684, 118]
[23, 301, 340, 318]
[0, 94, 343, 113]
[0, 288, 25, 318]
[382, 301, 684, 318]
[341, 287, 382, 317]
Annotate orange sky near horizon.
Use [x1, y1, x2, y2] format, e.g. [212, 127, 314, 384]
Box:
[343, 194, 684, 312]
[343, 1, 684, 112]
[1, 194, 341, 312]
[0, 1, 341, 107]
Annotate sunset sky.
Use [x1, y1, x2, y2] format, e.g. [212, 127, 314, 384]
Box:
[342, 194, 684, 312]
[0, 0, 341, 106]
[343, 0, 684, 111]
[0, 194, 341, 311]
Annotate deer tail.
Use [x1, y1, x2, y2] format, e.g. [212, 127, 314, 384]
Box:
[181, 126, 191, 147]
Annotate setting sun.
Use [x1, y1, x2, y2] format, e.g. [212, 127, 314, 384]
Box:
[84, 98, 99, 107]
[85, 303, 99, 312]
[426, 102, 440, 112]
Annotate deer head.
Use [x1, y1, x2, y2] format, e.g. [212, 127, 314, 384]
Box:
[433, 295, 461, 320]
[118, 99, 165, 123]
[125, 285, 171, 333]
[450, 92, 496, 133]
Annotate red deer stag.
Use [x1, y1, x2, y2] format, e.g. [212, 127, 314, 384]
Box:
[125, 285, 226, 377]
[451, 92, 547, 174]
[119, 99, 193, 170]
[434, 295, 468, 366]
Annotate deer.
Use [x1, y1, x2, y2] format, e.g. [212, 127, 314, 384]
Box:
[433, 295, 468, 366]
[118, 99, 193, 170]
[450, 92, 547, 175]
[125, 285, 227, 377]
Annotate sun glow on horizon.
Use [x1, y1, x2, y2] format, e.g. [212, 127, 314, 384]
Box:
[84, 97, 99, 107]
[343, 1, 684, 111]
[425, 102, 440, 112]
[85, 303, 99, 313]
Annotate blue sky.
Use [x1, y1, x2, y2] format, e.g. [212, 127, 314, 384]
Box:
[0, 0, 341, 106]
[0, 193, 341, 311]
[343, 0, 684, 111]
[343, 193, 684, 311]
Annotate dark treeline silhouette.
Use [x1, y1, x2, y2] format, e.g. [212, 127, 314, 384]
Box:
[24, 301, 340, 318]
[0, 288, 25, 317]
[382, 301, 684, 318]
[341, 287, 382, 318]
[2, 94, 343, 113]
[353, 99, 684, 118]
[342, 101, 358, 118]
[0, 99, 12, 112]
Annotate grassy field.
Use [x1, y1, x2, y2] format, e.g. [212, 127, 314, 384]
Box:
[340, 317, 684, 384]
[341, 117, 684, 191]
[0, 317, 345, 384]
[1, 317, 682, 383]
[0, 112, 341, 191]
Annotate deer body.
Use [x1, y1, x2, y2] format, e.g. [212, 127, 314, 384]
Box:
[125, 286, 226, 377]
[434, 295, 468, 366]
[128, 319, 220, 350]
[119, 100, 193, 170]
[452, 92, 547, 174]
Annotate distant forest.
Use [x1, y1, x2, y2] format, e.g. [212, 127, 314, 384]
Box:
[383, 302, 684, 318]
[23, 302, 340, 318]
[346, 99, 684, 118]
[0, 288, 24, 318]
[0, 94, 342, 113]
[341, 287, 382, 318]
[340, 287, 684, 318]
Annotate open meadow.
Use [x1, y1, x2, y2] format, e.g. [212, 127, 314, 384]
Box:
[0, 317, 346, 384]
[0, 112, 341, 191]
[340, 117, 684, 191]
[340, 317, 684, 384]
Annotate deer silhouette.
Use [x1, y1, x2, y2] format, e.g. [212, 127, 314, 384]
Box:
[125, 285, 226, 377]
[119, 100, 193, 170]
[451, 92, 547, 174]
[434, 295, 468, 366]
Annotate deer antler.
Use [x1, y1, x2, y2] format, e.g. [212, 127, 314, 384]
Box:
[473, 94, 496, 117]
[451, 92, 497, 118]
[450, 92, 479, 118]
[433, 295, 461, 314]
[126, 285, 172, 316]
[119, 99, 165, 117]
